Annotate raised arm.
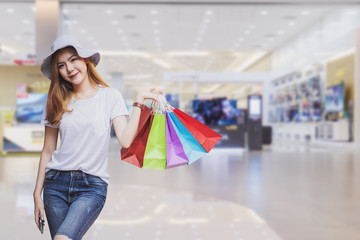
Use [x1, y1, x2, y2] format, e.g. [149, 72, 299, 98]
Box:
[113, 88, 159, 148]
[33, 126, 59, 230]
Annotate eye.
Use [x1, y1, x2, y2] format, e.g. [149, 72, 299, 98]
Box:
[58, 64, 64, 69]
[71, 57, 77, 62]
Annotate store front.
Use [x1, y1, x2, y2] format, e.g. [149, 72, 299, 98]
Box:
[1, 1, 360, 153]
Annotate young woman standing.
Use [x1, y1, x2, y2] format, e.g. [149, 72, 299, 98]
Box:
[33, 35, 159, 240]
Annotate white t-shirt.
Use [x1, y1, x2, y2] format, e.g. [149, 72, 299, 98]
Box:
[41, 86, 129, 183]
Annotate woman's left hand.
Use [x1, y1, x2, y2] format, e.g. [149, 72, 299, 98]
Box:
[136, 88, 162, 103]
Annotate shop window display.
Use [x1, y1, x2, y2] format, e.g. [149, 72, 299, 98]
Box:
[192, 99, 237, 126]
[325, 82, 344, 113]
[270, 75, 322, 123]
[16, 93, 48, 123]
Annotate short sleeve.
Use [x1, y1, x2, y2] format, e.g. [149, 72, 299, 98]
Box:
[110, 88, 129, 120]
[40, 102, 59, 128]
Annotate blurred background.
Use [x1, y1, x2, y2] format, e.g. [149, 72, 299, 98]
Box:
[1, 0, 360, 239]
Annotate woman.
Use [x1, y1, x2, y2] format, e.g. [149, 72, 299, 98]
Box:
[33, 35, 159, 240]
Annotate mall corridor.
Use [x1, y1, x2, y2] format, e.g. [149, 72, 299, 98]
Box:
[1, 138, 359, 240]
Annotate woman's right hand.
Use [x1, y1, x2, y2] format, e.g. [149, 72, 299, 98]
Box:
[33, 194, 45, 230]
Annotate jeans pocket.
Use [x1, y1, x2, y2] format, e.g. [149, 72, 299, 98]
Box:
[82, 173, 108, 189]
[45, 170, 60, 182]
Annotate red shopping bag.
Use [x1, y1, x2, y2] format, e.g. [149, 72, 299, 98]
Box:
[173, 108, 222, 152]
[121, 106, 153, 167]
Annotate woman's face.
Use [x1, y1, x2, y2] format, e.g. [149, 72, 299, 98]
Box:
[56, 47, 88, 86]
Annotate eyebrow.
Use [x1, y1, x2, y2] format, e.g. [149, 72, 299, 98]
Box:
[57, 55, 76, 65]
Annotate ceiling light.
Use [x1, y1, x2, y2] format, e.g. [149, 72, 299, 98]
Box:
[23, 20, 30, 24]
[196, 37, 202, 42]
[278, 30, 285, 35]
[117, 29, 123, 34]
[62, 9, 69, 14]
[14, 36, 21, 40]
[31, 6, 36, 12]
[249, 25, 255, 29]
[106, 9, 113, 15]
[0, 44, 17, 55]
[6, 8, 14, 13]
[153, 58, 172, 69]
[152, 20, 159, 25]
[155, 37, 161, 41]
[206, 10, 213, 15]
[301, 10, 309, 15]
[204, 18, 210, 23]
[80, 29, 86, 33]
[199, 30, 205, 35]
[150, 10, 158, 15]
[153, 29, 160, 34]
[244, 30, 250, 35]
[112, 20, 118, 25]
[288, 21, 295, 26]
[234, 43, 240, 47]
[238, 38, 244, 42]
[260, 10, 268, 15]
[87, 36, 93, 41]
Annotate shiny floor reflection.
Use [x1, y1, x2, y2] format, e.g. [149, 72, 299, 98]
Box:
[88, 185, 280, 240]
[1, 138, 360, 240]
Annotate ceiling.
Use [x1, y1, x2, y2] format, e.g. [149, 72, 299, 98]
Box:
[0, 1, 358, 99]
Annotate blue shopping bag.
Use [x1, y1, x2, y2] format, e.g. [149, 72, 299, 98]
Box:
[168, 112, 207, 164]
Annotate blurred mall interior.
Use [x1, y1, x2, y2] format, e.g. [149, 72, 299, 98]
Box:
[1, 0, 360, 239]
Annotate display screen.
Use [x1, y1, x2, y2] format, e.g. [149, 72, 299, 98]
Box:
[248, 95, 262, 121]
[16, 93, 48, 123]
[193, 99, 237, 125]
[325, 83, 344, 112]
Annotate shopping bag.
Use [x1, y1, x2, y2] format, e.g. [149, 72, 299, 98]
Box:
[173, 108, 222, 152]
[168, 112, 207, 164]
[143, 114, 167, 169]
[165, 112, 188, 168]
[121, 106, 152, 168]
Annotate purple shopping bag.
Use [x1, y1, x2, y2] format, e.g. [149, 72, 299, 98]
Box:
[165, 112, 188, 168]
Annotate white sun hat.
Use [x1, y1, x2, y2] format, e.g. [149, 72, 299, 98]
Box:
[40, 34, 100, 80]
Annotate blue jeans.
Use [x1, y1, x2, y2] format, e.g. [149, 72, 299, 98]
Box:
[43, 170, 107, 240]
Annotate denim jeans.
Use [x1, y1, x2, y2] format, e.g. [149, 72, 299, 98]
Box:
[43, 170, 107, 240]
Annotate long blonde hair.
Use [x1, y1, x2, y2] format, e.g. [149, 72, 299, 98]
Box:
[46, 47, 109, 126]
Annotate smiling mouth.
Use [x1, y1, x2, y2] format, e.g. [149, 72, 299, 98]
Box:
[70, 72, 79, 79]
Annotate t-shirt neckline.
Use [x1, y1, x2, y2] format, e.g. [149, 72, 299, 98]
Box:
[72, 86, 103, 104]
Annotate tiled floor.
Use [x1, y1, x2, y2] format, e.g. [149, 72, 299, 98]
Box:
[1, 138, 360, 240]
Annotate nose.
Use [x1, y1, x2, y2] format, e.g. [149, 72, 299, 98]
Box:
[66, 63, 74, 73]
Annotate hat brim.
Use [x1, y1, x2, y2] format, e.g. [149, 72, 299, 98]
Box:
[41, 45, 100, 80]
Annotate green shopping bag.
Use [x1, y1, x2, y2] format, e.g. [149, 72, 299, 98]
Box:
[143, 114, 167, 169]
